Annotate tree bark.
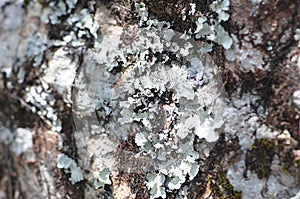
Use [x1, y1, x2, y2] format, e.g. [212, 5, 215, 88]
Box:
[0, 0, 299, 198]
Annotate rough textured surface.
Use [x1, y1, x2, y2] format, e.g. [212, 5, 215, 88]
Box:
[0, 0, 299, 198]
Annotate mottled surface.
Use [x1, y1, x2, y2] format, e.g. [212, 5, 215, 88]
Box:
[0, 0, 299, 198]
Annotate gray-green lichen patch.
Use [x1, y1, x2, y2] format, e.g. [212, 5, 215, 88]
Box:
[24, 83, 62, 132]
[57, 153, 84, 184]
[26, 33, 48, 67]
[227, 154, 300, 199]
[194, 0, 232, 50]
[40, 0, 78, 25]
[72, 16, 226, 197]
[0, 0, 100, 132]
[1, 0, 297, 198]
[222, 91, 262, 151]
[93, 168, 112, 189]
[135, 1, 233, 52]
[294, 29, 300, 41]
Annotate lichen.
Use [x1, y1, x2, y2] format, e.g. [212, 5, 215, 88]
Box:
[193, 0, 232, 50]
[1, 0, 299, 198]
[226, 155, 265, 199]
[291, 190, 300, 199]
[26, 32, 48, 66]
[57, 153, 84, 184]
[24, 84, 62, 132]
[294, 29, 300, 41]
[40, 0, 78, 25]
[15, 1, 100, 133]
[72, 12, 226, 198]
[68, 9, 99, 39]
[146, 173, 166, 199]
[135, 2, 149, 26]
[93, 168, 112, 189]
[70, 1, 300, 198]
[10, 128, 33, 156]
[135, 1, 233, 51]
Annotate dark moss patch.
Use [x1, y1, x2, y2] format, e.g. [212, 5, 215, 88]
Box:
[245, 139, 277, 179]
[210, 170, 242, 199]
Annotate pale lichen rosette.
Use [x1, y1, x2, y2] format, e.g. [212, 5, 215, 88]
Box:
[72, 24, 225, 182]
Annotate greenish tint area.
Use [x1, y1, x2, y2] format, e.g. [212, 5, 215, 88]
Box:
[210, 171, 242, 199]
[246, 139, 276, 179]
[24, 0, 31, 5]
